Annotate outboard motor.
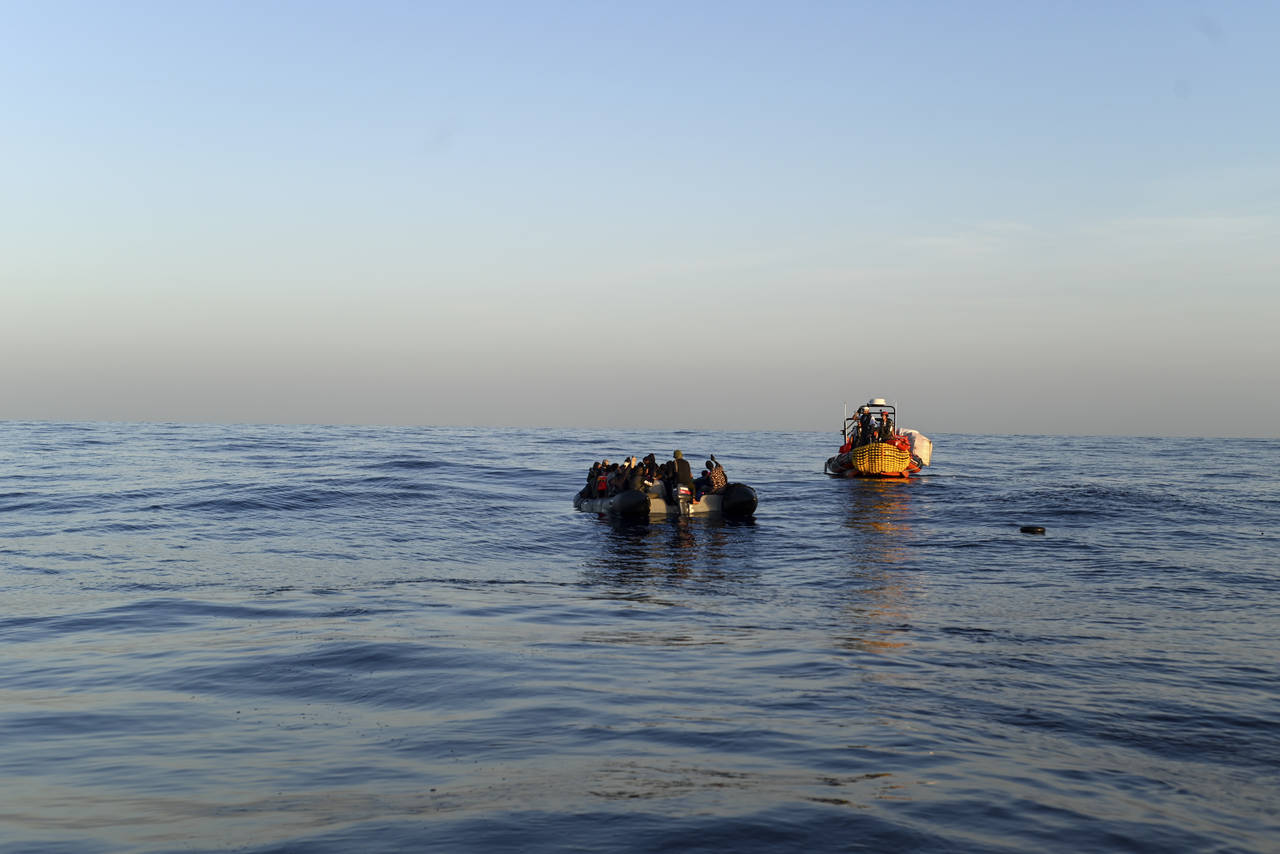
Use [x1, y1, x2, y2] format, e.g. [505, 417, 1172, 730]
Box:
[673, 483, 693, 517]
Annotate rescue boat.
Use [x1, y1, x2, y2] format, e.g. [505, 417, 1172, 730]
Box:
[823, 398, 933, 478]
[574, 481, 758, 519]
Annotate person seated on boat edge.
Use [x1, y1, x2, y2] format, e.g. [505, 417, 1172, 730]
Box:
[601, 463, 622, 496]
[625, 458, 647, 492]
[607, 457, 645, 496]
[583, 457, 648, 499]
[708, 456, 728, 494]
[641, 453, 659, 484]
[596, 460, 612, 497]
[614, 457, 637, 494]
[581, 461, 600, 500]
[585, 460, 607, 498]
[659, 462, 674, 502]
[693, 456, 728, 500]
[608, 461, 629, 496]
[693, 463, 712, 500]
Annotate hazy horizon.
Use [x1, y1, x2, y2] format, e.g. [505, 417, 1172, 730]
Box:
[4, 2, 1277, 439]
[4, 415, 1276, 443]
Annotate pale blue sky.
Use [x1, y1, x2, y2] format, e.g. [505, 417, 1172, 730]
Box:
[3, 1, 1276, 436]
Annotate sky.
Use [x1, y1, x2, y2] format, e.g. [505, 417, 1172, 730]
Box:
[2, 0, 1277, 437]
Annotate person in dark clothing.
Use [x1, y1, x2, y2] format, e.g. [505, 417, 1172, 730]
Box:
[626, 463, 646, 492]
[694, 462, 713, 500]
[672, 450, 694, 487]
[670, 449, 695, 502]
[655, 459, 673, 502]
[642, 454, 658, 483]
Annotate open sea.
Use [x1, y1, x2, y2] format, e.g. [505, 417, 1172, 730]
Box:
[1, 420, 1276, 853]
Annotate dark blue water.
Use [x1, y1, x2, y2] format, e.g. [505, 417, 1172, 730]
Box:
[1, 421, 1276, 853]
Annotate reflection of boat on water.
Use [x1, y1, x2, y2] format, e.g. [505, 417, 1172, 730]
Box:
[582, 514, 756, 587]
[842, 479, 914, 559]
[824, 398, 933, 478]
[835, 479, 917, 653]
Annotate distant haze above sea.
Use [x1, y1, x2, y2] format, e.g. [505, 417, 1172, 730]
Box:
[3, 2, 1277, 438]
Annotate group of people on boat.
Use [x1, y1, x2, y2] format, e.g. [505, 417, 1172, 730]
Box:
[581, 450, 729, 503]
[843, 409, 896, 451]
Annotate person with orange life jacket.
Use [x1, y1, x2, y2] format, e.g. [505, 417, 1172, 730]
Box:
[596, 459, 610, 497]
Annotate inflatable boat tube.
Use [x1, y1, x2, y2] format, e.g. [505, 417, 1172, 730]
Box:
[574, 488, 650, 518]
[719, 483, 758, 519]
[574, 483, 757, 519]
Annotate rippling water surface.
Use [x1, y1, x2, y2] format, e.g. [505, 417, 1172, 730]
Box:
[1, 421, 1276, 853]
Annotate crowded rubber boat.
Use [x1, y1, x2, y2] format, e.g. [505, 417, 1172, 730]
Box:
[574, 450, 758, 519]
[823, 398, 933, 478]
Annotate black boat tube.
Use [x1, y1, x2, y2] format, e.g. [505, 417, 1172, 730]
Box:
[611, 489, 651, 518]
[719, 483, 758, 519]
